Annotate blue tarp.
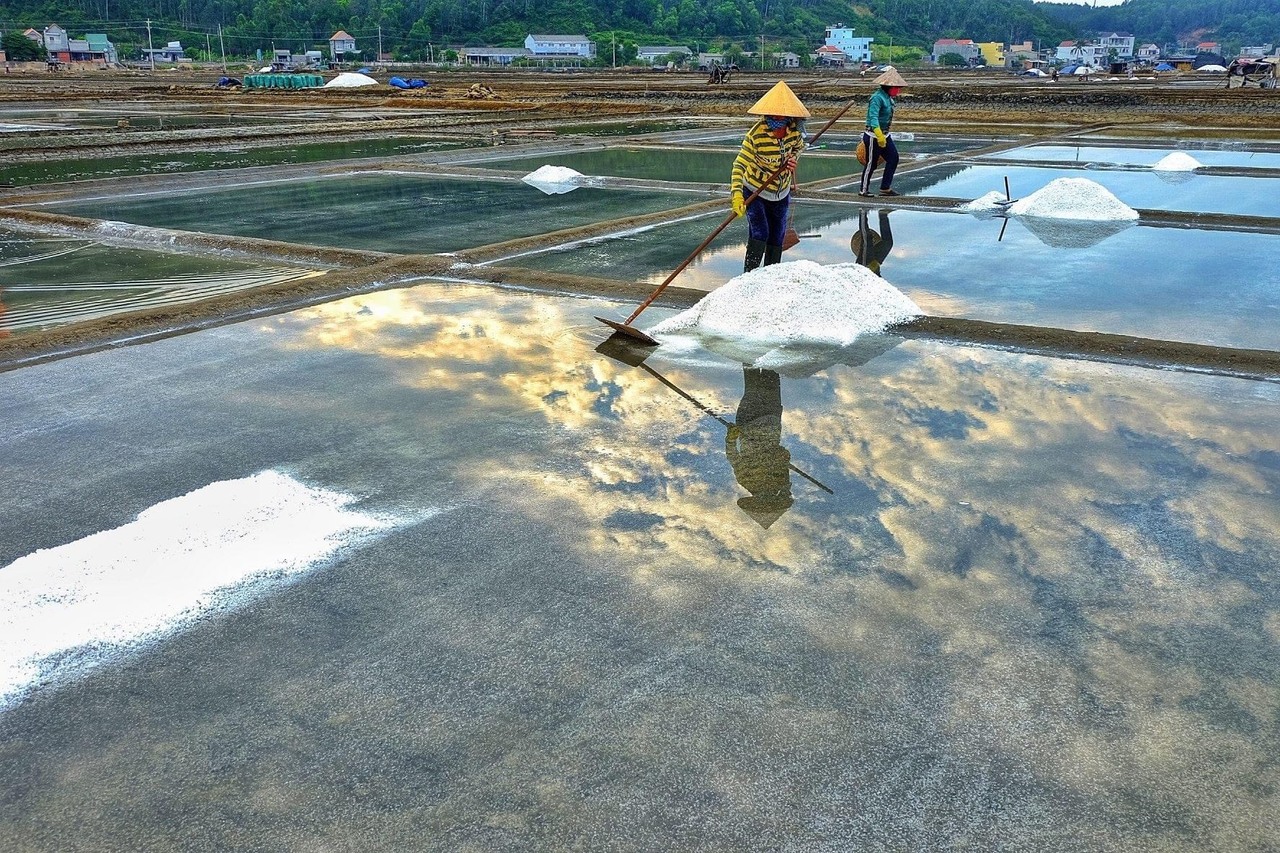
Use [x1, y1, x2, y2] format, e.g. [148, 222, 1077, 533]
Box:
[1155, 62, 1174, 71]
[388, 77, 428, 89]
[1060, 63, 1079, 74]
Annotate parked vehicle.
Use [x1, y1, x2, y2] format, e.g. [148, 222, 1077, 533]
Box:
[1226, 57, 1278, 89]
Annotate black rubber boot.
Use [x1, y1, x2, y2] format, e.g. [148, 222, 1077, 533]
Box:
[763, 244, 784, 266]
[744, 238, 767, 272]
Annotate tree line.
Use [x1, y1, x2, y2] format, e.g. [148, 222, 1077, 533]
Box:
[0, 0, 1273, 64]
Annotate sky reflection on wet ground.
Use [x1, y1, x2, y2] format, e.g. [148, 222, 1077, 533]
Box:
[1, 281, 1276, 850]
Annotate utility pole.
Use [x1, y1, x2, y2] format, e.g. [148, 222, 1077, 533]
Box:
[205, 31, 211, 62]
[612, 33, 616, 68]
[146, 19, 154, 71]
[378, 24, 382, 63]
[760, 34, 764, 70]
[218, 23, 226, 71]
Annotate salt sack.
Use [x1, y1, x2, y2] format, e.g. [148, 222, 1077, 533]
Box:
[522, 165, 584, 195]
[649, 260, 921, 347]
[1006, 177, 1139, 221]
[324, 72, 379, 88]
[1152, 151, 1202, 172]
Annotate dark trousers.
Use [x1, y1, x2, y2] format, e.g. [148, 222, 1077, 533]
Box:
[859, 132, 899, 194]
[745, 193, 791, 247]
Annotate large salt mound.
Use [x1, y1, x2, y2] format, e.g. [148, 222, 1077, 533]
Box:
[1006, 177, 1138, 221]
[522, 165, 584, 195]
[648, 260, 921, 348]
[1152, 151, 1202, 171]
[324, 72, 379, 88]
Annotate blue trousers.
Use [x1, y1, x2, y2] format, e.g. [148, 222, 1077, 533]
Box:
[745, 193, 791, 247]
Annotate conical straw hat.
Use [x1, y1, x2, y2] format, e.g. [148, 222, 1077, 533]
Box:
[747, 80, 811, 118]
[873, 68, 908, 87]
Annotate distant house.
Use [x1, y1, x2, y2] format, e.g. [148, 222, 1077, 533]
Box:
[1196, 42, 1220, 54]
[524, 34, 594, 59]
[22, 28, 42, 44]
[1137, 43, 1160, 63]
[142, 40, 185, 63]
[43, 25, 70, 62]
[815, 45, 847, 67]
[636, 45, 692, 65]
[460, 47, 530, 66]
[85, 34, 118, 64]
[329, 30, 356, 60]
[824, 23, 872, 64]
[1240, 43, 1273, 58]
[775, 51, 801, 69]
[1098, 32, 1135, 59]
[934, 38, 979, 65]
[977, 42, 1005, 66]
[697, 52, 725, 70]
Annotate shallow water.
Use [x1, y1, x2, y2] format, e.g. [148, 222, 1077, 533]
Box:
[499, 204, 1280, 350]
[984, 143, 1280, 169]
[874, 162, 1280, 217]
[0, 137, 470, 186]
[0, 281, 1276, 850]
[469, 147, 859, 184]
[51, 174, 709, 253]
[0, 228, 320, 334]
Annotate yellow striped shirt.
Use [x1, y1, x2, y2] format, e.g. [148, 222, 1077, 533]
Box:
[731, 120, 806, 200]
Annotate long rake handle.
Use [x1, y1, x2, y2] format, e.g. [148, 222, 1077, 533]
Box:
[621, 97, 861, 327]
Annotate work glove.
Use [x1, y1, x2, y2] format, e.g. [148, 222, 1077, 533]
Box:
[873, 127, 888, 146]
[731, 193, 746, 218]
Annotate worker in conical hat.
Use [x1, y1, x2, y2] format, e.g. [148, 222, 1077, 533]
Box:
[858, 68, 908, 198]
[730, 81, 810, 272]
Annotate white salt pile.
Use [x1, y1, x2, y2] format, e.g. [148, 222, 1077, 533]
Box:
[0, 470, 414, 710]
[959, 190, 1008, 213]
[324, 72, 379, 88]
[1006, 177, 1139, 221]
[522, 165, 585, 195]
[649, 260, 921, 350]
[1152, 151, 1202, 171]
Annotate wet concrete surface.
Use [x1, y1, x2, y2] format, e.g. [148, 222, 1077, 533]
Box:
[1, 282, 1277, 851]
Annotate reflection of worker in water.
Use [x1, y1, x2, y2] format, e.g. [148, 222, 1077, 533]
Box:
[725, 367, 793, 527]
[850, 209, 894, 276]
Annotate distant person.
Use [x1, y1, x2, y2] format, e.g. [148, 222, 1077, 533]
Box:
[725, 367, 793, 527]
[730, 80, 809, 271]
[1051, 68, 1059, 83]
[858, 68, 907, 197]
[850, 209, 894, 275]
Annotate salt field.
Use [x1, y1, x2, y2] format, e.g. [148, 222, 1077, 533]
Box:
[48, 174, 708, 253]
[2, 74, 1279, 851]
[2, 281, 1277, 850]
[882, 162, 1280, 217]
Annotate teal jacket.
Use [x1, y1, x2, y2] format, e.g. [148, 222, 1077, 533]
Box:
[866, 87, 894, 132]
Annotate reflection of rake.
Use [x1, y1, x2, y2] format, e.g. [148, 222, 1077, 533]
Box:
[596, 336, 834, 495]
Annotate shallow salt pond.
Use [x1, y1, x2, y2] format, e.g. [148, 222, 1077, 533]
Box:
[983, 143, 1280, 169]
[466, 147, 858, 184]
[0, 227, 321, 334]
[873, 163, 1280, 217]
[0, 280, 1276, 851]
[498, 204, 1280, 350]
[48, 174, 708, 253]
[0, 138, 471, 186]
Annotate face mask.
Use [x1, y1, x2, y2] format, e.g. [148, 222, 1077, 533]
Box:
[764, 117, 790, 131]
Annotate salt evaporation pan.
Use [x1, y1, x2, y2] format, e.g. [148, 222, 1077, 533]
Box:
[1006, 177, 1139, 221]
[1152, 151, 1202, 172]
[649, 259, 921, 349]
[522, 165, 585, 195]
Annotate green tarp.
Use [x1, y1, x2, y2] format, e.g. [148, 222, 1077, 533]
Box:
[243, 74, 324, 89]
